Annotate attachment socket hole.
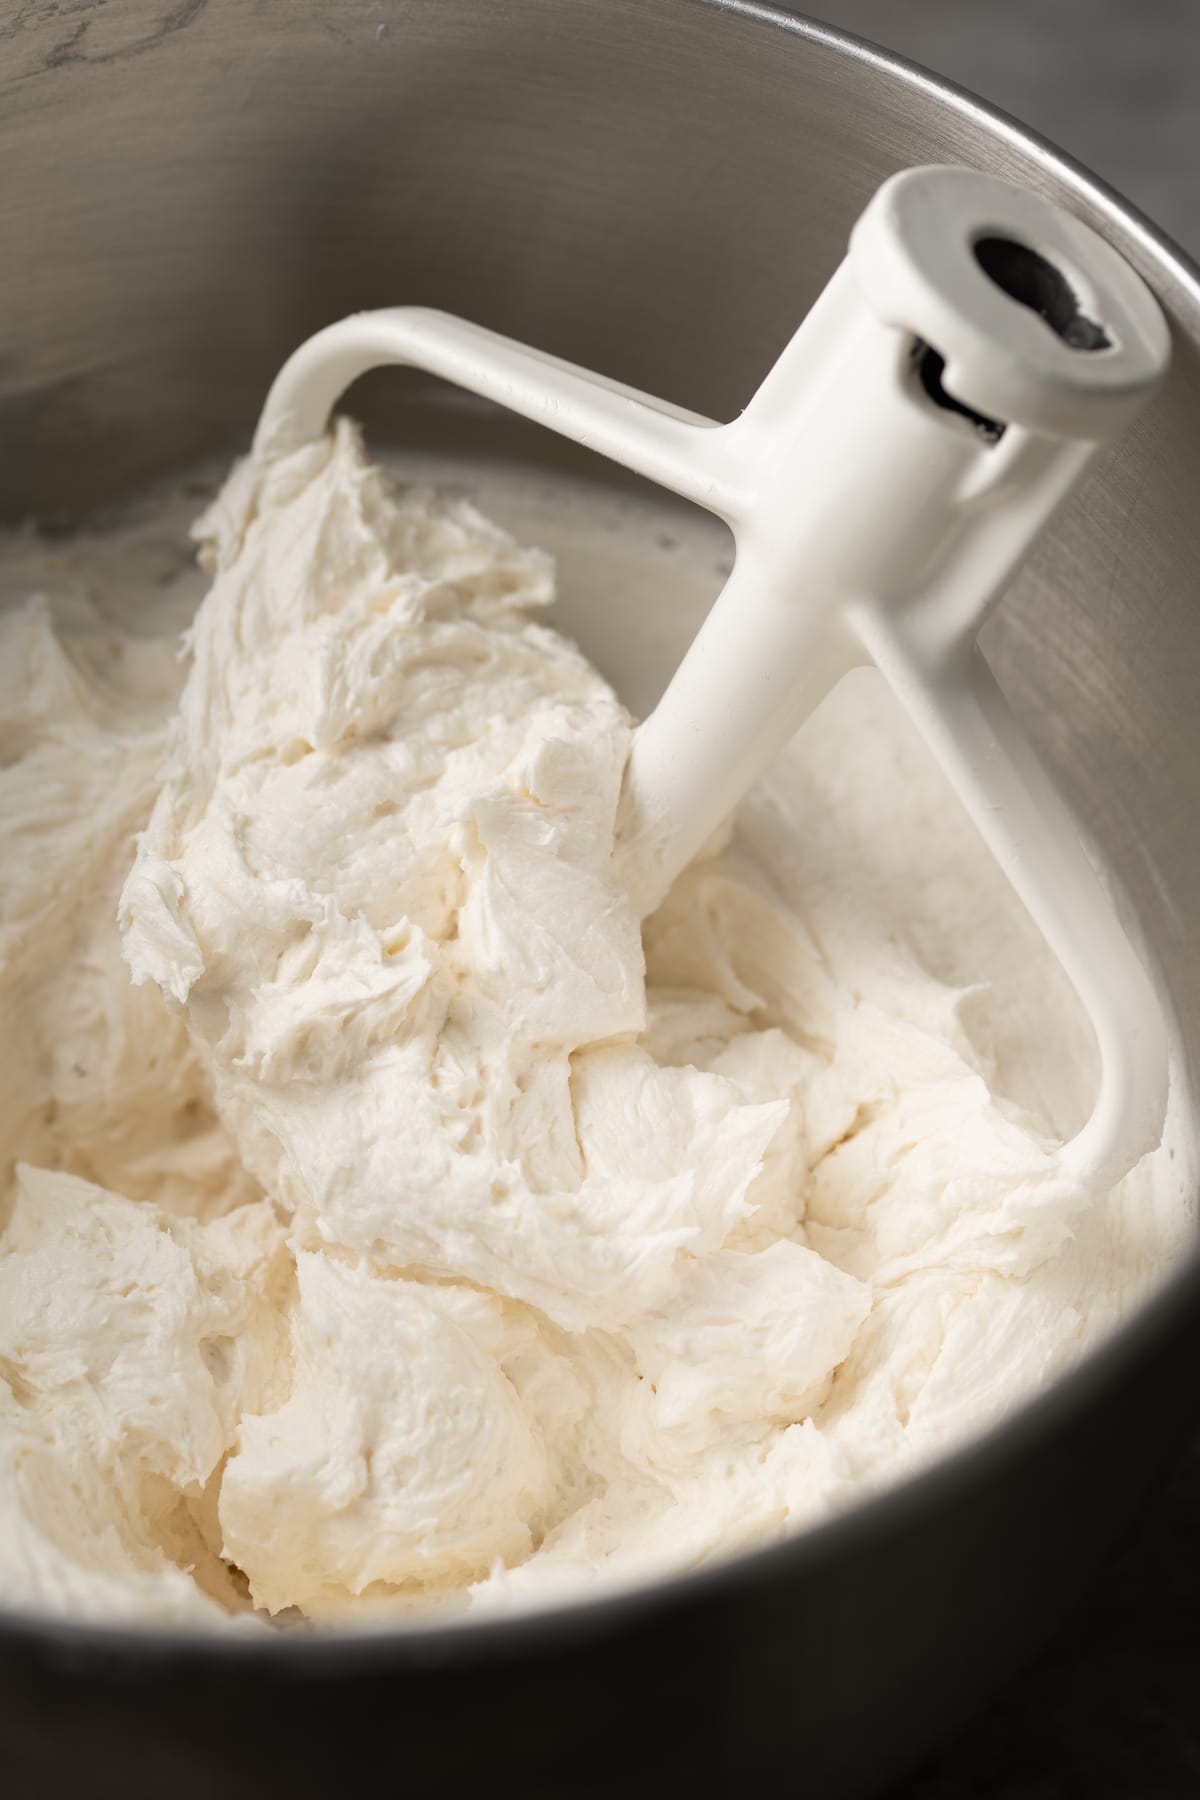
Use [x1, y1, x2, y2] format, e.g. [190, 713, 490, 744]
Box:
[974, 236, 1111, 351]
[913, 342, 1006, 444]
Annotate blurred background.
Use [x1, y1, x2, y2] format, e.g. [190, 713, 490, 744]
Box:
[802, 4, 1200, 1795]
[809, 0, 1200, 254]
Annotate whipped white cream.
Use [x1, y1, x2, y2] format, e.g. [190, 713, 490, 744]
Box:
[0, 423, 1188, 1626]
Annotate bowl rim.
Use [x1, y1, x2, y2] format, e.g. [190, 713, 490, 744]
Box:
[3, 0, 1199, 1668]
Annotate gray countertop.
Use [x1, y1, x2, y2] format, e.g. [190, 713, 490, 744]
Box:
[806, 0, 1200, 258]
[805, 6, 1200, 1794]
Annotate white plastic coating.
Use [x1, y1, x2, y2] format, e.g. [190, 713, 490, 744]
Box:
[252, 165, 1172, 1193]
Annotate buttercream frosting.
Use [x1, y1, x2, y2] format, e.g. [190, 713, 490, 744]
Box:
[0, 423, 1187, 1626]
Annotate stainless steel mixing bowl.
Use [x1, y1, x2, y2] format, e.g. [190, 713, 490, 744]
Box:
[2, 3, 1199, 1796]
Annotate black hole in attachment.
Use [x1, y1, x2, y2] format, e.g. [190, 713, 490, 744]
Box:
[913, 342, 1006, 444]
[974, 236, 1112, 351]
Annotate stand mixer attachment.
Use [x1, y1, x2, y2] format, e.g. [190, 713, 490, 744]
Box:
[253, 165, 1172, 1196]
